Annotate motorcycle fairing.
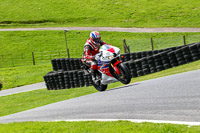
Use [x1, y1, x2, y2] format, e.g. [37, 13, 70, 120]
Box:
[97, 60, 113, 77]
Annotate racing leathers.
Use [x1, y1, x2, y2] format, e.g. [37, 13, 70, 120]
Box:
[81, 38, 109, 70]
[81, 38, 109, 81]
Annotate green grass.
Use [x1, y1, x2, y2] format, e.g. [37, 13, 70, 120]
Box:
[0, 64, 52, 90]
[0, 30, 200, 68]
[0, 60, 199, 117]
[0, 121, 200, 133]
[0, 87, 97, 117]
[0, 0, 200, 28]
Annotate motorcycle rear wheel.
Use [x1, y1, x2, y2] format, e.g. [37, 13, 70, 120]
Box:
[92, 82, 107, 91]
[91, 71, 107, 91]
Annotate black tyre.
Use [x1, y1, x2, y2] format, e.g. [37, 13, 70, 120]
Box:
[92, 83, 107, 91]
[111, 63, 131, 84]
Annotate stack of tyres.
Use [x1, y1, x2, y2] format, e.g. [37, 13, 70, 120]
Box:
[141, 51, 148, 58]
[84, 73, 90, 87]
[63, 71, 70, 89]
[69, 71, 75, 88]
[160, 51, 172, 69]
[44, 72, 59, 90]
[51, 58, 83, 71]
[73, 58, 82, 70]
[78, 70, 85, 87]
[152, 50, 159, 55]
[74, 71, 80, 88]
[130, 53, 137, 60]
[147, 56, 157, 74]
[189, 43, 200, 61]
[0, 81, 2, 90]
[53, 72, 60, 90]
[181, 46, 193, 63]
[153, 54, 165, 72]
[134, 59, 144, 76]
[147, 51, 153, 57]
[60, 59, 67, 71]
[121, 53, 130, 62]
[141, 58, 151, 75]
[58, 71, 65, 89]
[51, 59, 58, 71]
[168, 51, 178, 67]
[197, 42, 200, 54]
[56, 59, 62, 71]
[174, 49, 186, 65]
[135, 52, 142, 60]
[43, 74, 50, 90]
[128, 61, 138, 78]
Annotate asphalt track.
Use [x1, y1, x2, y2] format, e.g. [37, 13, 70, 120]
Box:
[0, 82, 45, 97]
[0, 69, 200, 124]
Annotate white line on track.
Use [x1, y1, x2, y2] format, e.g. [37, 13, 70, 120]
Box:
[50, 119, 200, 126]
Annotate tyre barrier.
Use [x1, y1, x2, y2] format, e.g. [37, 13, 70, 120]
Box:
[51, 58, 83, 71]
[44, 42, 200, 90]
[0, 81, 2, 90]
[44, 70, 92, 90]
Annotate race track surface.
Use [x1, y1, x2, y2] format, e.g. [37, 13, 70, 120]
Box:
[0, 70, 200, 123]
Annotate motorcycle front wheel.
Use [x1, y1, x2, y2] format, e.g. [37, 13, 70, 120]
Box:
[111, 63, 131, 84]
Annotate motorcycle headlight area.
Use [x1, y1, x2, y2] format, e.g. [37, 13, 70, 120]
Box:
[107, 55, 114, 59]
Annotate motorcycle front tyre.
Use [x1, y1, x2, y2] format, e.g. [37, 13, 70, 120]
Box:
[116, 63, 131, 84]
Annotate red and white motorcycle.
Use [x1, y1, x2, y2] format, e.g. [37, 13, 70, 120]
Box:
[83, 44, 131, 91]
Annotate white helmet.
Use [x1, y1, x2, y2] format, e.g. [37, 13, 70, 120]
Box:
[90, 31, 101, 45]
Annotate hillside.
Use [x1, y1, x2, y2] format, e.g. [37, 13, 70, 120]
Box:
[0, 0, 200, 28]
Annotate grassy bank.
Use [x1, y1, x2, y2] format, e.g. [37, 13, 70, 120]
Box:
[0, 0, 200, 28]
[0, 121, 200, 133]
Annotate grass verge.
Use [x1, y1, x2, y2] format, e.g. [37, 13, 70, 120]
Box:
[0, 0, 200, 28]
[0, 60, 199, 117]
[0, 121, 200, 132]
[0, 64, 52, 90]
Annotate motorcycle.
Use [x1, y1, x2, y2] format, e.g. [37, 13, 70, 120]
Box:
[83, 44, 131, 91]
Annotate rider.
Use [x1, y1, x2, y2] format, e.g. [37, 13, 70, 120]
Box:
[81, 31, 110, 82]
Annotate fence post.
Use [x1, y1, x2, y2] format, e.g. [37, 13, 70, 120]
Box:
[183, 35, 186, 45]
[123, 39, 130, 53]
[151, 38, 154, 50]
[32, 52, 35, 65]
[64, 30, 70, 58]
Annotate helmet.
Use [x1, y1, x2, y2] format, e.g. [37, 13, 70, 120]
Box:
[90, 31, 101, 45]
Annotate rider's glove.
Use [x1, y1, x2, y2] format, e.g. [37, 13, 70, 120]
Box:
[95, 52, 102, 61]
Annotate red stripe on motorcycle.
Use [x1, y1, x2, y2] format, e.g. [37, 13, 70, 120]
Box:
[113, 61, 121, 67]
[113, 61, 121, 74]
